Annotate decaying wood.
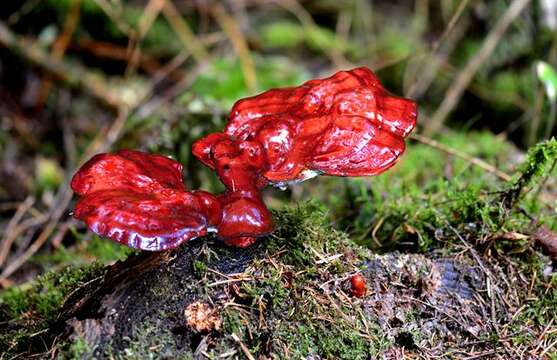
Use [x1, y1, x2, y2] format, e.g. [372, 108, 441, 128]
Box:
[58, 239, 262, 356]
[48, 238, 504, 358]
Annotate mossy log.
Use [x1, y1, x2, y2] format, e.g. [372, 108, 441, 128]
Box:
[62, 240, 266, 357]
[60, 241, 487, 359]
[0, 203, 550, 358]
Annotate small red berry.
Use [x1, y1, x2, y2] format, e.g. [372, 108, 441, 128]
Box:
[350, 274, 367, 297]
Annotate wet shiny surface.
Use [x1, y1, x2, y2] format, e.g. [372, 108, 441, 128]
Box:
[72, 67, 417, 250]
[71, 150, 220, 251]
[196, 67, 417, 183]
[350, 274, 367, 298]
[216, 190, 273, 239]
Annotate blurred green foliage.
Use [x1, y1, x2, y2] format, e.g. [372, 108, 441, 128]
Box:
[304, 133, 556, 252]
[259, 21, 358, 56]
[188, 56, 310, 109]
[34, 157, 64, 194]
[537, 61, 557, 101]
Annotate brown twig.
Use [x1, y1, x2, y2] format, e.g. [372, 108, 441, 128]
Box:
[426, 0, 532, 135]
[405, 11, 469, 99]
[35, 0, 81, 108]
[162, 0, 209, 64]
[0, 21, 125, 110]
[0, 196, 35, 267]
[211, 2, 257, 93]
[92, 0, 135, 37]
[231, 333, 256, 360]
[410, 133, 512, 182]
[70, 32, 223, 78]
[125, 0, 166, 77]
[70, 39, 163, 73]
[432, 0, 472, 52]
[0, 185, 74, 280]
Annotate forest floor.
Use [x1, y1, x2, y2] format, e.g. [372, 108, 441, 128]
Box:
[1, 134, 556, 359]
[1, 1, 557, 359]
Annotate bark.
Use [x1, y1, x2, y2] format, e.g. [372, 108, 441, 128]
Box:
[59, 239, 263, 357]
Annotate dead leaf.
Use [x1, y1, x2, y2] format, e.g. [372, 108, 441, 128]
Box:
[533, 226, 557, 259]
[184, 301, 221, 333]
[495, 232, 530, 241]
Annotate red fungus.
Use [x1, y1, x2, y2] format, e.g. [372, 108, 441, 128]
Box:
[71, 67, 417, 250]
[70, 150, 222, 251]
[208, 67, 417, 184]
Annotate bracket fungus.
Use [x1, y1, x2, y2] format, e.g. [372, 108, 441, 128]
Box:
[71, 67, 417, 251]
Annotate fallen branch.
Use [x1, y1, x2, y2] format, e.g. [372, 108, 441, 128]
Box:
[0, 21, 124, 110]
[410, 133, 512, 182]
[426, 0, 532, 134]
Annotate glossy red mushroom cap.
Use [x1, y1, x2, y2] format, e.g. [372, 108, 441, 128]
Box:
[71, 67, 417, 251]
[194, 67, 417, 186]
[71, 150, 222, 251]
[350, 274, 367, 298]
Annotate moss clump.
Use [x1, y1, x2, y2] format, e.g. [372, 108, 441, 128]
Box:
[502, 137, 557, 208]
[1, 263, 105, 323]
[269, 201, 355, 266]
[84, 235, 136, 263]
[273, 320, 382, 360]
[192, 259, 208, 278]
[118, 320, 182, 359]
[0, 262, 105, 355]
[203, 202, 387, 359]
[30, 234, 134, 272]
[66, 336, 91, 360]
[315, 133, 557, 252]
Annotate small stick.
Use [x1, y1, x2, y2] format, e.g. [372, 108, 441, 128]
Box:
[0, 21, 124, 110]
[125, 0, 166, 76]
[540, 338, 557, 358]
[35, 0, 81, 108]
[0, 196, 35, 266]
[410, 133, 512, 182]
[426, 0, 532, 134]
[230, 333, 256, 360]
[162, 0, 209, 64]
[211, 3, 257, 93]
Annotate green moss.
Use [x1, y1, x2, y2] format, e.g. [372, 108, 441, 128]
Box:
[85, 235, 135, 263]
[270, 201, 354, 267]
[259, 21, 358, 55]
[309, 133, 556, 252]
[1, 263, 104, 323]
[118, 320, 180, 359]
[30, 233, 134, 273]
[275, 321, 376, 359]
[188, 56, 310, 110]
[0, 263, 105, 355]
[203, 201, 387, 359]
[503, 138, 557, 208]
[192, 259, 208, 278]
[66, 336, 91, 359]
